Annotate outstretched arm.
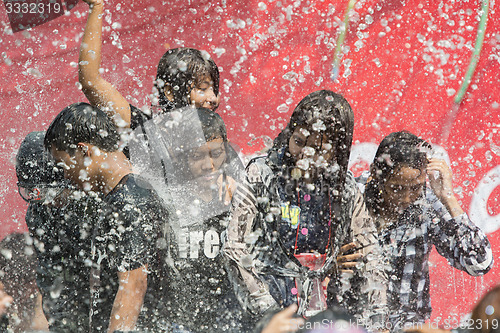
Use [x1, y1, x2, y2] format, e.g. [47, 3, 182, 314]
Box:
[80, 0, 131, 127]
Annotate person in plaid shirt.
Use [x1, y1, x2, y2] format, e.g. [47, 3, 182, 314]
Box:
[358, 131, 493, 328]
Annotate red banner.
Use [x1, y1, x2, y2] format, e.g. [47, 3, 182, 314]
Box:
[0, 0, 498, 325]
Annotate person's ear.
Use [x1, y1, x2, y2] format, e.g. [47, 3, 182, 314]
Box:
[164, 84, 174, 102]
[368, 163, 376, 182]
[77, 143, 90, 156]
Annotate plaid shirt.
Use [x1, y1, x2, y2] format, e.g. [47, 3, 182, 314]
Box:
[357, 172, 493, 326]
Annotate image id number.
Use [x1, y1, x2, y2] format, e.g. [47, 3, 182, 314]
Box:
[5, 2, 62, 14]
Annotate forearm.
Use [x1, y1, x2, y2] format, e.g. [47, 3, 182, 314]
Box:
[439, 194, 464, 218]
[430, 196, 493, 275]
[107, 267, 147, 333]
[79, 0, 131, 125]
[79, 1, 104, 94]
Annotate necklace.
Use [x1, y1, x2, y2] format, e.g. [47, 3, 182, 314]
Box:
[292, 187, 333, 256]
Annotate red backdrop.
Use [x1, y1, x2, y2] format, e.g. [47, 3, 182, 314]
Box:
[1, 0, 498, 326]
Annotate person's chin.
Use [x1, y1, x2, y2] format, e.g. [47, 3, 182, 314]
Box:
[203, 104, 218, 112]
[193, 174, 217, 188]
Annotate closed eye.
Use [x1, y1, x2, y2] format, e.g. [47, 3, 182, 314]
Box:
[210, 149, 223, 158]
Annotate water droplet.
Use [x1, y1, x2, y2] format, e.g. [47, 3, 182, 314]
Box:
[277, 104, 289, 113]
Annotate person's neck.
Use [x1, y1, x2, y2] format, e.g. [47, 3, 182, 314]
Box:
[95, 152, 133, 196]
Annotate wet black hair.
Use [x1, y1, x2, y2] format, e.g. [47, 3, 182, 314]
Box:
[365, 130, 431, 215]
[270, 90, 354, 193]
[196, 106, 227, 143]
[164, 107, 227, 150]
[155, 48, 220, 111]
[44, 102, 120, 155]
[16, 131, 65, 187]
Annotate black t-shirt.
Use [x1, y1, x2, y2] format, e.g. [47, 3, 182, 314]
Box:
[90, 174, 166, 332]
[153, 194, 248, 333]
[128, 106, 248, 331]
[277, 181, 333, 255]
[26, 197, 96, 333]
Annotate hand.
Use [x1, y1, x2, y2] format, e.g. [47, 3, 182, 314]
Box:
[427, 159, 454, 201]
[82, 0, 104, 7]
[427, 159, 463, 217]
[337, 242, 363, 274]
[262, 304, 305, 333]
[217, 174, 237, 205]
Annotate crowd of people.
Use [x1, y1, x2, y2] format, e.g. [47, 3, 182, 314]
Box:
[1, 0, 494, 332]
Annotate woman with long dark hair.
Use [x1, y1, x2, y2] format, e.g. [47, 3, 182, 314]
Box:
[224, 90, 386, 327]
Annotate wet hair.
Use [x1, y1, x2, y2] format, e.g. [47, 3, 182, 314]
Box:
[471, 284, 500, 333]
[195, 107, 227, 143]
[155, 48, 220, 111]
[16, 131, 64, 187]
[271, 90, 354, 191]
[44, 102, 120, 155]
[365, 131, 431, 215]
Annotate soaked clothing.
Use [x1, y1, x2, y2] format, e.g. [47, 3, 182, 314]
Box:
[90, 174, 165, 332]
[278, 182, 335, 254]
[224, 155, 387, 324]
[26, 197, 95, 333]
[357, 172, 493, 326]
[148, 194, 248, 332]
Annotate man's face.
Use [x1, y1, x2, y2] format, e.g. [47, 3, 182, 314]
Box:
[382, 165, 426, 215]
[186, 137, 226, 189]
[288, 126, 335, 182]
[50, 146, 89, 190]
